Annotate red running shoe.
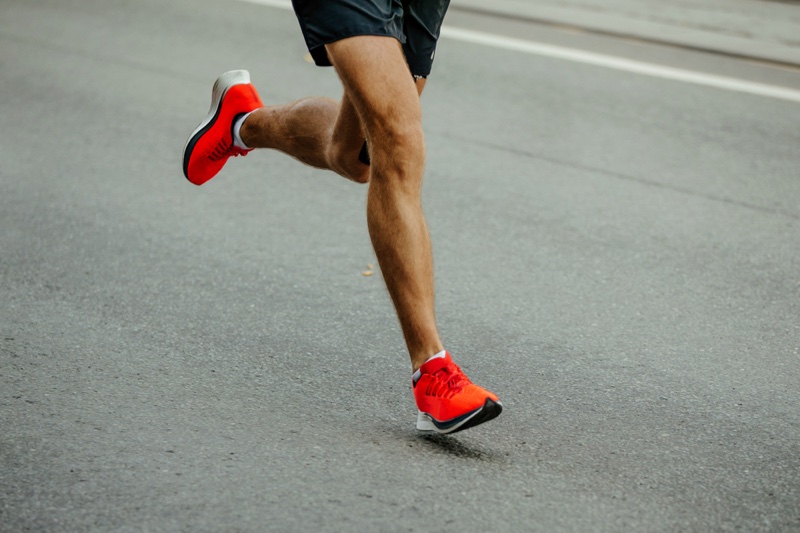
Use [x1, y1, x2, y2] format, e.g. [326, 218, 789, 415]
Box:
[182, 70, 263, 185]
[413, 352, 502, 434]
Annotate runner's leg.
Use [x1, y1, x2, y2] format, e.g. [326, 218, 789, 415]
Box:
[239, 78, 426, 183]
[326, 35, 443, 370]
[239, 92, 369, 183]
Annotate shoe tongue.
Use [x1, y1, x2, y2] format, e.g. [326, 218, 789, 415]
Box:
[420, 351, 452, 375]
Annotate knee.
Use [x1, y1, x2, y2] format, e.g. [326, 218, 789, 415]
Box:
[374, 113, 424, 152]
[346, 164, 370, 184]
[328, 138, 370, 184]
[368, 121, 425, 177]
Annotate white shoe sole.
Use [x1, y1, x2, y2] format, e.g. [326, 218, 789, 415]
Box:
[416, 398, 503, 435]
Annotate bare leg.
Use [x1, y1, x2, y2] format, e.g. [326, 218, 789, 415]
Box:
[239, 80, 427, 184]
[327, 36, 443, 370]
[236, 48, 438, 368]
[240, 94, 369, 183]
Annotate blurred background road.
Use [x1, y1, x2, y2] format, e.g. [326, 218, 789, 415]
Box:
[453, 0, 800, 66]
[2, 0, 799, 531]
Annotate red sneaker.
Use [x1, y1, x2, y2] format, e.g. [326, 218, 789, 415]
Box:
[413, 352, 502, 434]
[182, 70, 263, 185]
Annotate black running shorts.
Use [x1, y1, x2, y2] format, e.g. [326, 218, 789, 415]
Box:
[291, 0, 451, 78]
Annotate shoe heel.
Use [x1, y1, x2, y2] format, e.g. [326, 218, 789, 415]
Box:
[416, 411, 436, 431]
[210, 70, 252, 110]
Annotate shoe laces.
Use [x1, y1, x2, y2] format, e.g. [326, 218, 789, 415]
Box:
[209, 140, 251, 162]
[425, 362, 472, 399]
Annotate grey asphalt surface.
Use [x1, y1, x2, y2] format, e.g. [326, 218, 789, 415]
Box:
[2, 0, 800, 531]
[453, 0, 800, 66]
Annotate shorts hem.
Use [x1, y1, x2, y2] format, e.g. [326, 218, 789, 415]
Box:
[308, 31, 405, 67]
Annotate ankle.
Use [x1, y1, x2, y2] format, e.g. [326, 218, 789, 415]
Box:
[411, 349, 446, 373]
[233, 111, 256, 149]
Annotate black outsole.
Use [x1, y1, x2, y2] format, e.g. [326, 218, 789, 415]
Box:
[446, 398, 503, 435]
[182, 98, 224, 181]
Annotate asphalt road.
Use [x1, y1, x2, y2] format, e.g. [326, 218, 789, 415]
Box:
[2, 0, 799, 531]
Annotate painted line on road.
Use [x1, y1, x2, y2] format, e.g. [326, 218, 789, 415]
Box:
[237, 0, 800, 103]
[442, 27, 800, 103]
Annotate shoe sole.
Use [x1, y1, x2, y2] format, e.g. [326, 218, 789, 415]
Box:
[182, 69, 251, 181]
[416, 398, 503, 435]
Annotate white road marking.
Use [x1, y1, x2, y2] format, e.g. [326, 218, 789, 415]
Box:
[236, 0, 800, 103]
[238, 0, 292, 9]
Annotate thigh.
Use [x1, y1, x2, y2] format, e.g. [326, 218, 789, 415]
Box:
[330, 46, 429, 171]
[325, 35, 421, 135]
[402, 0, 451, 77]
